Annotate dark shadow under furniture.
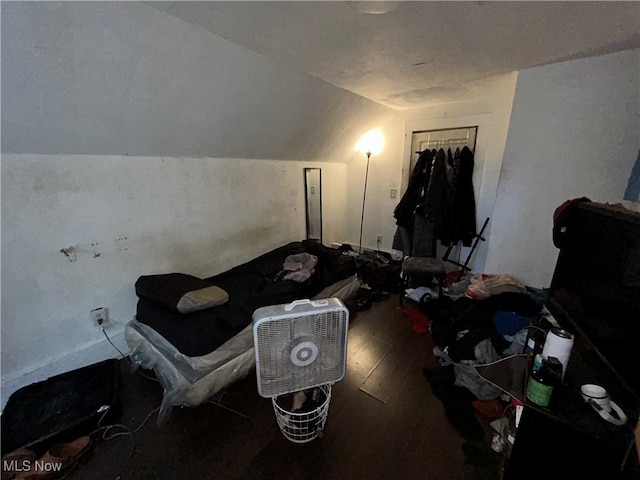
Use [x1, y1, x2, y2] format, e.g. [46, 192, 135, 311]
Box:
[400, 256, 446, 306]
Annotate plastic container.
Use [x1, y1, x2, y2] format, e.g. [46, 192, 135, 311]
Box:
[532, 354, 544, 373]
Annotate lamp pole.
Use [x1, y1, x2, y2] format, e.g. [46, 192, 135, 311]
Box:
[358, 150, 372, 254]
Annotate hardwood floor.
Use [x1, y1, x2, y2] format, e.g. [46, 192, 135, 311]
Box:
[67, 295, 466, 480]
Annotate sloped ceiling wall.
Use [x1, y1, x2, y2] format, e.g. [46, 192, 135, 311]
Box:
[1, 1, 382, 403]
[1, 1, 396, 161]
[149, 1, 640, 110]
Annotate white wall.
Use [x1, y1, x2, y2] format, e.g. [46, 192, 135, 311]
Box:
[0, 0, 390, 407]
[381, 74, 519, 270]
[0, 154, 346, 407]
[341, 74, 518, 267]
[484, 49, 640, 288]
[344, 116, 406, 252]
[1, 1, 393, 162]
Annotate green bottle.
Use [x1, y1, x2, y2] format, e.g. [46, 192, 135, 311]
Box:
[526, 364, 553, 407]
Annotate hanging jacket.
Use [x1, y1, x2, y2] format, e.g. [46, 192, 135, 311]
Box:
[451, 146, 477, 246]
[393, 149, 433, 229]
[421, 148, 454, 245]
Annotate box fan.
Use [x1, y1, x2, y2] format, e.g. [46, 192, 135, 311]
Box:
[252, 298, 349, 443]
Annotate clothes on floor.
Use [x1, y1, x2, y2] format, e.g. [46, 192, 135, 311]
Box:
[405, 286, 439, 302]
[423, 366, 485, 440]
[466, 274, 526, 300]
[402, 307, 431, 334]
[472, 399, 504, 421]
[493, 311, 535, 336]
[430, 292, 541, 350]
[453, 361, 501, 400]
[427, 291, 544, 401]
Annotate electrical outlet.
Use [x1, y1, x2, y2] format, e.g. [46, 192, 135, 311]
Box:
[90, 307, 108, 327]
[390, 188, 397, 199]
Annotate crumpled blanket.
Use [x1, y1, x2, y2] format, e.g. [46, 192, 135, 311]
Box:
[466, 274, 525, 300]
[281, 253, 318, 282]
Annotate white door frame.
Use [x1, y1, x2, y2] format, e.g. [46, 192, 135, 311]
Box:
[400, 113, 494, 270]
[401, 113, 493, 198]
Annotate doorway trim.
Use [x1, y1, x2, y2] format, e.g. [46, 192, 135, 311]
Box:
[400, 113, 494, 270]
[401, 113, 493, 198]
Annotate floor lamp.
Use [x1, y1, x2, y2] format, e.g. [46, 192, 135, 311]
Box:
[359, 150, 372, 253]
[356, 129, 384, 254]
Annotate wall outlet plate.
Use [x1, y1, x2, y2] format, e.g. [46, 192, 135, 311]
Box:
[90, 307, 108, 327]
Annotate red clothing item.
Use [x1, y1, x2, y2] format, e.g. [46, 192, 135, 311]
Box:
[403, 307, 431, 334]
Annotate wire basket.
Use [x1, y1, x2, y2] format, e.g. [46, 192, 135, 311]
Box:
[272, 384, 331, 443]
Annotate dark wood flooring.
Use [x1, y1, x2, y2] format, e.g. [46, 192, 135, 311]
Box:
[67, 295, 466, 480]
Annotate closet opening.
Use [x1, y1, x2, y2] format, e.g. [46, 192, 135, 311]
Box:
[409, 126, 477, 173]
[394, 126, 480, 267]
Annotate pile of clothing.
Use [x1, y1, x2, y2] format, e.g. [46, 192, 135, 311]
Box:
[422, 287, 545, 418]
[430, 291, 543, 397]
[465, 274, 526, 300]
[422, 286, 546, 479]
[275, 253, 318, 282]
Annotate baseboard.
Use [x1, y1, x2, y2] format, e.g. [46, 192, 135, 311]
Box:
[1, 329, 127, 412]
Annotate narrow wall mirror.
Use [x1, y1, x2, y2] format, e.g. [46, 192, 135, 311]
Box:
[304, 168, 322, 243]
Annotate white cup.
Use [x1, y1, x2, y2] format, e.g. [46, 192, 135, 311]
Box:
[541, 328, 574, 381]
[580, 384, 611, 412]
[580, 384, 627, 426]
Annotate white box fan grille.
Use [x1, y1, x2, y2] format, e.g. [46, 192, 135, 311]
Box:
[253, 298, 349, 398]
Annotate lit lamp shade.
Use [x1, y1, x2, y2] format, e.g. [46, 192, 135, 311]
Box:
[355, 129, 384, 157]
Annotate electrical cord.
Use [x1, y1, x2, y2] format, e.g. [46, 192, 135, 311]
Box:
[98, 324, 251, 475]
[206, 398, 250, 418]
[87, 404, 161, 480]
[94, 405, 161, 439]
[101, 326, 128, 361]
[101, 325, 159, 383]
[97, 325, 164, 478]
[62, 323, 162, 479]
[55, 403, 160, 480]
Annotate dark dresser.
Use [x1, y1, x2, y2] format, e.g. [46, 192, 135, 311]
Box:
[503, 202, 640, 479]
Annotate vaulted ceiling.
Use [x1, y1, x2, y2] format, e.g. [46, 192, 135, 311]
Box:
[3, 2, 638, 159]
[151, 1, 640, 110]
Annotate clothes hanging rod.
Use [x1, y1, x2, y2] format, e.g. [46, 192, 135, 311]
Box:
[415, 139, 472, 153]
[423, 138, 470, 145]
